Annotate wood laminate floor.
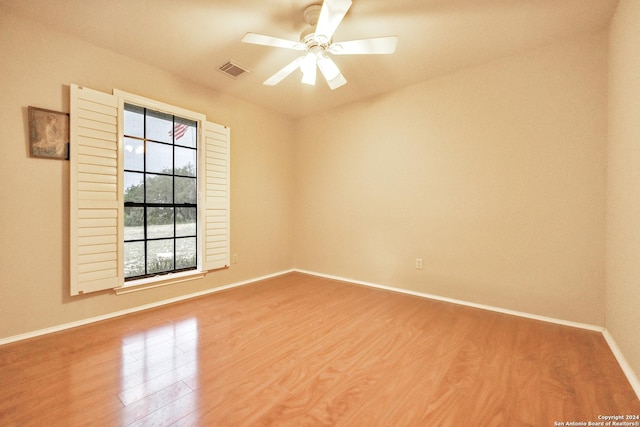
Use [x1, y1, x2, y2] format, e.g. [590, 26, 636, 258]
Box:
[1, 272, 639, 426]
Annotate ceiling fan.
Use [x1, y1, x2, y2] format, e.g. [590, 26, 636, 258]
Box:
[241, 0, 398, 90]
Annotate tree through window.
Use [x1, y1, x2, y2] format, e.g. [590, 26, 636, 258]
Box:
[123, 104, 198, 280]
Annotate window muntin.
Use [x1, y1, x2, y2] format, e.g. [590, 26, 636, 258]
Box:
[123, 103, 198, 280]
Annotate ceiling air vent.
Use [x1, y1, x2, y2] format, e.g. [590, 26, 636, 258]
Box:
[218, 61, 251, 79]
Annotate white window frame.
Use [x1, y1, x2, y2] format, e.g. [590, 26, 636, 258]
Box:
[69, 85, 230, 296]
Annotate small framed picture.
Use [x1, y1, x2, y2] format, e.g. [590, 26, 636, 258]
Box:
[28, 106, 69, 160]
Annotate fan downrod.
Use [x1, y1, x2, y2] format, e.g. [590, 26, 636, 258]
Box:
[303, 4, 322, 26]
[301, 4, 330, 49]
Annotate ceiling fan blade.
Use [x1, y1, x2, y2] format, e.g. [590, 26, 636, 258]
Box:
[315, 0, 352, 44]
[317, 55, 347, 90]
[330, 36, 398, 55]
[241, 32, 305, 50]
[263, 57, 304, 86]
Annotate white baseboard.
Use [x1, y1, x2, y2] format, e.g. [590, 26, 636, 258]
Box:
[294, 269, 603, 331]
[602, 329, 640, 400]
[294, 268, 640, 401]
[0, 269, 294, 346]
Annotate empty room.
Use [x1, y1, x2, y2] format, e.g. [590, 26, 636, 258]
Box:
[1, 0, 639, 425]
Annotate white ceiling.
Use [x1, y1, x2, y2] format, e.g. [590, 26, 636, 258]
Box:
[1, 0, 617, 118]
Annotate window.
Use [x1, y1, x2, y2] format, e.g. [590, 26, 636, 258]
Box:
[123, 105, 198, 280]
[69, 85, 230, 295]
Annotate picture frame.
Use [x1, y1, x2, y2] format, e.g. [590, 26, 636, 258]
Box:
[28, 106, 69, 160]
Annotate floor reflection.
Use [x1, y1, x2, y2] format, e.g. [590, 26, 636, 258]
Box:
[119, 317, 199, 425]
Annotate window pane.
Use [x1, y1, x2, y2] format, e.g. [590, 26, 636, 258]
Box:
[176, 207, 196, 237]
[124, 137, 144, 171]
[147, 207, 174, 239]
[124, 172, 144, 203]
[148, 239, 174, 274]
[122, 105, 200, 281]
[124, 207, 144, 240]
[124, 241, 145, 278]
[147, 141, 173, 174]
[146, 110, 172, 143]
[175, 146, 196, 177]
[175, 177, 196, 204]
[146, 174, 173, 203]
[124, 104, 144, 138]
[173, 118, 197, 148]
[176, 237, 196, 269]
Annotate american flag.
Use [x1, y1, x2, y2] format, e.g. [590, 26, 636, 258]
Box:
[169, 123, 189, 140]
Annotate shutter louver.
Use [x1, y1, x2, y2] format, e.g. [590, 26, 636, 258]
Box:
[201, 122, 230, 271]
[70, 84, 121, 295]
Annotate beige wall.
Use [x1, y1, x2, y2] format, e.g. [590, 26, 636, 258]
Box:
[606, 0, 640, 381]
[0, 10, 295, 338]
[294, 31, 608, 326]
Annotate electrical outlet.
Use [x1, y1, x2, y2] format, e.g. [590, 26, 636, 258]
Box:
[415, 258, 423, 270]
[232, 253, 239, 264]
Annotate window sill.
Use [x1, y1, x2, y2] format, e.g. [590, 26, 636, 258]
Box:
[115, 270, 206, 295]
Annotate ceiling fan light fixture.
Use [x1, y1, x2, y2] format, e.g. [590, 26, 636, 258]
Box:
[317, 54, 340, 81]
[300, 52, 317, 85]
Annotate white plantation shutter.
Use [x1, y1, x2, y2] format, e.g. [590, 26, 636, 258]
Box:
[201, 122, 230, 271]
[70, 84, 122, 295]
